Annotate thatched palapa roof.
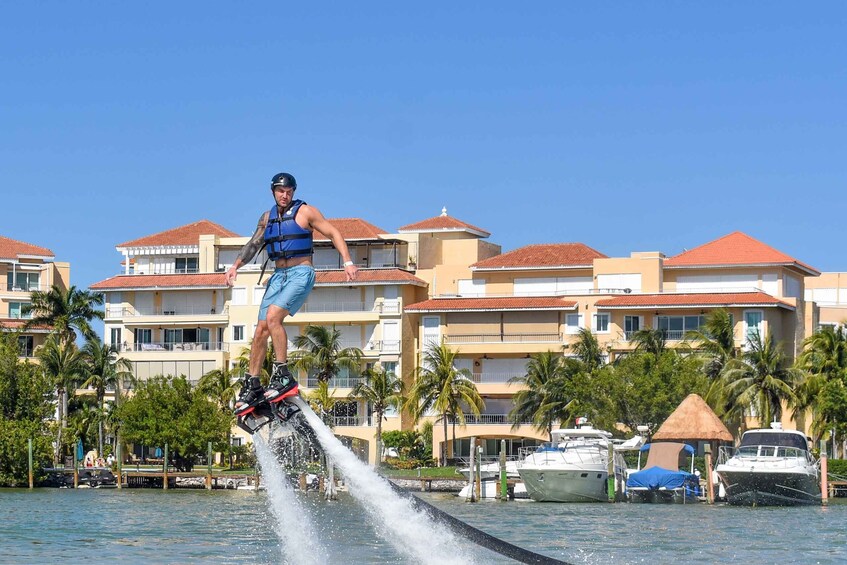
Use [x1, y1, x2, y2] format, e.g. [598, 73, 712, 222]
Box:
[652, 394, 733, 442]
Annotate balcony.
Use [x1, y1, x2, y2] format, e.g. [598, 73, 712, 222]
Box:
[448, 414, 533, 425]
[364, 340, 400, 353]
[298, 299, 401, 314]
[621, 329, 686, 341]
[307, 376, 363, 388]
[333, 415, 367, 427]
[444, 333, 561, 344]
[471, 372, 524, 384]
[122, 342, 229, 352]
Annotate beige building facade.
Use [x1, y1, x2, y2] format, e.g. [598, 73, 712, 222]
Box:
[92, 215, 824, 465]
[0, 235, 70, 359]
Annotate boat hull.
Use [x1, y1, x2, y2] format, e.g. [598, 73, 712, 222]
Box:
[518, 468, 610, 502]
[717, 469, 821, 506]
[627, 486, 699, 504]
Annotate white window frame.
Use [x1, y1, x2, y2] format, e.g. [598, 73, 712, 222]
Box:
[744, 310, 764, 344]
[231, 287, 247, 306]
[565, 313, 584, 335]
[593, 313, 610, 334]
[233, 325, 245, 342]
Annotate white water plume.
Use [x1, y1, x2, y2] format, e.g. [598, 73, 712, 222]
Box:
[291, 398, 477, 565]
[253, 434, 328, 565]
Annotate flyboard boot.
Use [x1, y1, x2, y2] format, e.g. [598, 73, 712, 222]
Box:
[264, 362, 299, 403]
[236, 364, 302, 435]
[234, 375, 264, 417]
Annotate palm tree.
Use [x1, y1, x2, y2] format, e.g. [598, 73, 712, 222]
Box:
[509, 351, 580, 440]
[631, 328, 667, 358]
[290, 325, 363, 383]
[349, 367, 405, 467]
[566, 328, 604, 372]
[688, 309, 738, 380]
[795, 325, 847, 440]
[235, 342, 274, 385]
[198, 363, 245, 414]
[80, 338, 134, 455]
[404, 342, 484, 466]
[308, 380, 339, 427]
[38, 336, 85, 465]
[23, 285, 104, 344]
[721, 331, 800, 428]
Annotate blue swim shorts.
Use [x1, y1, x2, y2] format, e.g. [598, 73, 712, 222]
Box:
[258, 266, 316, 320]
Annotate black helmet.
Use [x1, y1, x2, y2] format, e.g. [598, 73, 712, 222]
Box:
[270, 172, 297, 190]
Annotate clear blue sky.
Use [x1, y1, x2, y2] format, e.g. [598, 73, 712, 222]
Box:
[2, 3, 846, 317]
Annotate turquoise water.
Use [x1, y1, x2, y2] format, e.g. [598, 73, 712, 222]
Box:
[1, 488, 845, 564]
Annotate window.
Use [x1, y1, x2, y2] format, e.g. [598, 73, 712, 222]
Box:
[110, 328, 122, 346]
[457, 279, 486, 296]
[7, 272, 40, 292]
[253, 286, 265, 305]
[657, 315, 704, 340]
[9, 302, 31, 319]
[231, 287, 246, 305]
[565, 313, 583, 335]
[18, 336, 33, 357]
[135, 328, 152, 344]
[593, 313, 610, 333]
[174, 257, 198, 273]
[233, 325, 245, 341]
[624, 316, 642, 339]
[744, 310, 764, 344]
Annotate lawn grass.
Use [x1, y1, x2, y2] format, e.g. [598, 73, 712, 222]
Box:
[379, 466, 462, 478]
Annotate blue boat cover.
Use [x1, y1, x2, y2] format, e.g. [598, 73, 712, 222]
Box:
[626, 466, 697, 490]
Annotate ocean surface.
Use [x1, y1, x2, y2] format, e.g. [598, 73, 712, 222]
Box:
[0, 487, 845, 564]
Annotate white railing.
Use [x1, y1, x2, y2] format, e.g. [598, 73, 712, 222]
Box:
[472, 372, 524, 384]
[123, 342, 228, 352]
[307, 377, 363, 388]
[300, 301, 370, 313]
[449, 414, 524, 425]
[333, 415, 366, 427]
[437, 286, 770, 299]
[444, 333, 561, 344]
[107, 306, 228, 318]
[0, 282, 49, 293]
[364, 340, 400, 353]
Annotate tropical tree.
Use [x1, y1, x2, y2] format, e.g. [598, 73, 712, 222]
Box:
[630, 328, 668, 359]
[290, 325, 363, 383]
[235, 342, 274, 385]
[566, 328, 605, 372]
[509, 351, 579, 440]
[308, 380, 339, 427]
[404, 342, 484, 466]
[23, 285, 104, 344]
[720, 331, 800, 429]
[197, 364, 245, 414]
[80, 338, 134, 455]
[687, 309, 738, 380]
[349, 367, 405, 466]
[37, 335, 85, 465]
[795, 325, 847, 441]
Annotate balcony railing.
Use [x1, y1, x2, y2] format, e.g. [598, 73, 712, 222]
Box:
[448, 414, 533, 425]
[333, 415, 366, 427]
[364, 340, 400, 353]
[123, 342, 228, 352]
[0, 282, 48, 293]
[621, 329, 687, 341]
[107, 306, 228, 318]
[300, 301, 370, 313]
[444, 333, 561, 344]
[471, 372, 524, 384]
[307, 377, 363, 388]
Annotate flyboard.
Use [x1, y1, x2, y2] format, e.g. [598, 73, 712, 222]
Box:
[238, 396, 571, 565]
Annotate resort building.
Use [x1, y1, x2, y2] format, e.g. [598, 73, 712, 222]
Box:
[91, 214, 823, 465]
[804, 272, 847, 331]
[0, 235, 70, 359]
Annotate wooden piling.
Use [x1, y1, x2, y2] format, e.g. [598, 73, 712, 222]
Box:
[206, 442, 213, 490]
[116, 440, 122, 489]
[163, 444, 168, 490]
[821, 440, 828, 506]
[704, 444, 715, 504]
[499, 439, 507, 501]
[28, 438, 33, 489]
[475, 441, 482, 501]
[299, 473, 307, 491]
[467, 436, 476, 502]
[607, 442, 615, 502]
[73, 448, 79, 489]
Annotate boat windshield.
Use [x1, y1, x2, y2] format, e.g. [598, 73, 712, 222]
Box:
[739, 432, 807, 451]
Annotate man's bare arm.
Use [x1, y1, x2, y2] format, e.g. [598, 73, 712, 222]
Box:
[225, 213, 268, 286]
[306, 206, 358, 282]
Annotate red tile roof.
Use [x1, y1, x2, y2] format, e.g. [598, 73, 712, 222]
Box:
[0, 235, 54, 260]
[316, 269, 426, 286]
[90, 273, 228, 290]
[472, 243, 607, 269]
[118, 220, 239, 248]
[405, 296, 577, 312]
[595, 292, 794, 310]
[314, 219, 388, 241]
[0, 319, 52, 332]
[398, 213, 490, 237]
[665, 231, 819, 275]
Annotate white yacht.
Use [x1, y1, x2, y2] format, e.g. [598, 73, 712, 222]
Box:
[458, 458, 520, 481]
[517, 426, 627, 502]
[715, 423, 821, 506]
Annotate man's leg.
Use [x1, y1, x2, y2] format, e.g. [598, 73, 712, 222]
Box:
[264, 304, 298, 402]
[234, 321, 271, 416]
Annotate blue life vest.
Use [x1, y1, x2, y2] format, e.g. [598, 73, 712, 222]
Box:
[264, 200, 313, 260]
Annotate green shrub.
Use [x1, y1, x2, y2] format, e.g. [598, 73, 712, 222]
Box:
[827, 459, 847, 479]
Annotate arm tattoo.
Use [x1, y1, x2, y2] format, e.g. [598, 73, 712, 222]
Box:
[236, 214, 268, 265]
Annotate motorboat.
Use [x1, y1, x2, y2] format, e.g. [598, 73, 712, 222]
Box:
[458, 458, 520, 481]
[517, 425, 627, 502]
[715, 423, 821, 506]
[626, 442, 702, 503]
